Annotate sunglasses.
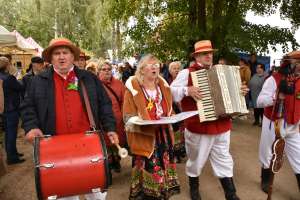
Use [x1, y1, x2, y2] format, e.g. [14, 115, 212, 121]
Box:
[101, 68, 111, 71]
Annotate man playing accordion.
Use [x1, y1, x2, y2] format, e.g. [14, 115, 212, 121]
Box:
[171, 40, 248, 200]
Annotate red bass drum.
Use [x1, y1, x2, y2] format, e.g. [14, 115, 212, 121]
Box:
[33, 132, 110, 200]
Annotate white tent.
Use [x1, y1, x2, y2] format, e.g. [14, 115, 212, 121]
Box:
[25, 37, 43, 56]
[0, 26, 36, 54]
[0, 25, 16, 47]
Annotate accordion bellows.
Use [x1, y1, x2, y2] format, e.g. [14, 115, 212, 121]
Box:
[191, 65, 248, 122]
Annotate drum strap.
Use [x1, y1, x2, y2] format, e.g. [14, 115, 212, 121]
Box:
[80, 81, 97, 130]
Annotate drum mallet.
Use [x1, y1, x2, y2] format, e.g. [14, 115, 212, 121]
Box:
[115, 144, 128, 158]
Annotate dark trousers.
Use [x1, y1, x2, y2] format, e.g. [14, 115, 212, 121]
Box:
[3, 110, 19, 160]
[253, 108, 264, 123]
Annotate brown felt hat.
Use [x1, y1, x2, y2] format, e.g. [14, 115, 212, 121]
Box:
[42, 38, 80, 62]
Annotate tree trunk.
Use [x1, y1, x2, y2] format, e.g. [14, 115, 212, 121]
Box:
[211, 0, 223, 46]
[197, 0, 206, 36]
[116, 19, 122, 60]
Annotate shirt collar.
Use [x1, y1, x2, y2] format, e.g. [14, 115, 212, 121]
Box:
[53, 65, 74, 79]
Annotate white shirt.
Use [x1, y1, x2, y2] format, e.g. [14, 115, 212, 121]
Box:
[256, 76, 277, 108]
[257, 75, 300, 134]
[170, 69, 190, 102]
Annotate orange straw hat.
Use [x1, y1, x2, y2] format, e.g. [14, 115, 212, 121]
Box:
[192, 40, 217, 55]
[287, 50, 300, 60]
[42, 38, 80, 62]
[79, 51, 91, 60]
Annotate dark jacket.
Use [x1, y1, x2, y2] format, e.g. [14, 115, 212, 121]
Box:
[0, 71, 22, 113]
[20, 66, 116, 135]
[20, 70, 35, 99]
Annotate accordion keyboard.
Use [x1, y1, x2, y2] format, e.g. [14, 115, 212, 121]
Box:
[192, 69, 217, 121]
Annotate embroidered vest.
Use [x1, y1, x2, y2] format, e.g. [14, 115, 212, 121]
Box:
[181, 63, 231, 135]
[264, 73, 300, 124]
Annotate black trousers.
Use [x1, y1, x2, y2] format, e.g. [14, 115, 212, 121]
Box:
[253, 108, 264, 123]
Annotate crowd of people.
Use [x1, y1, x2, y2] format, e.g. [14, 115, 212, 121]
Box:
[0, 37, 299, 200]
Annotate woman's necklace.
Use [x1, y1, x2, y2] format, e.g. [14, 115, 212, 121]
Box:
[141, 85, 160, 111]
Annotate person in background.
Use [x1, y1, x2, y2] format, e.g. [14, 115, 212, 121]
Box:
[239, 58, 252, 108]
[218, 57, 227, 65]
[21, 56, 45, 96]
[122, 62, 134, 84]
[249, 53, 258, 76]
[167, 61, 181, 83]
[0, 56, 24, 165]
[123, 54, 180, 200]
[98, 61, 126, 174]
[248, 63, 267, 126]
[239, 58, 251, 85]
[167, 61, 186, 163]
[75, 51, 90, 69]
[86, 62, 98, 75]
[114, 63, 123, 80]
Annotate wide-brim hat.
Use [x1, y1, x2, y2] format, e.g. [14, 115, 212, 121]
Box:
[79, 52, 91, 60]
[287, 50, 300, 60]
[42, 38, 80, 62]
[192, 40, 217, 55]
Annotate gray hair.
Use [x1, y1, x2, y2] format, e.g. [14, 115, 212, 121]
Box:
[168, 61, 182, 72]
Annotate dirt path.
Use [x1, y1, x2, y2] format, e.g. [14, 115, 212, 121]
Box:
[0, 119, 299, 200]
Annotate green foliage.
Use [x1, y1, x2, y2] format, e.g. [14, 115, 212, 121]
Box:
[0, 0, 299, 61]
[106, 0, 299, 62]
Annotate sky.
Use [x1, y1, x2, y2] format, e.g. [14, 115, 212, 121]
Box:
[246, 11, 300, 65]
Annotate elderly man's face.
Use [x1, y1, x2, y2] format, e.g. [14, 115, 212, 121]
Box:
[51, 47, 74, 74]
[194, 51, 213, 67]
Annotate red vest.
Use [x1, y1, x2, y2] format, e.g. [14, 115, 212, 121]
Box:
[181, 63, 231, 135]
[54, 71, 90, 135]
[264, 73, 300, 124]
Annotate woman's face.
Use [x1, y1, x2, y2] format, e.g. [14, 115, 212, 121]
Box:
[169, 65, 181, 79]
[142, 59, 160, 81]
[256, 64, 264, 74]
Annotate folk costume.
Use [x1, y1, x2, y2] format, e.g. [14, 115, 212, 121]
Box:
[21, 38, 116, 200]
[257, 52, 300, 193]
[123, 76, 180, 200]
[170, 40, 240, 200]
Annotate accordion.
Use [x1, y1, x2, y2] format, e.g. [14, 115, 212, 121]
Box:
[191, 65, 248, 122]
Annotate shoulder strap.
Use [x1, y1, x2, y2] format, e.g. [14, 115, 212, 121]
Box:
[80, 81, 96, 130]
[103, 83, 122, 110]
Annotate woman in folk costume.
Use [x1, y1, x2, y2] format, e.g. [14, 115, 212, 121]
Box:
[123, 54, 180, 200]
[257, 50, 300, 194]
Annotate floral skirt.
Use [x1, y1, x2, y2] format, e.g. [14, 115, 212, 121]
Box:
[173, 130, 186, 162]
[129, 127, 180, 200]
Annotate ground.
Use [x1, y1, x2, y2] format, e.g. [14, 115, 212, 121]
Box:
[0, 118, 299, 200]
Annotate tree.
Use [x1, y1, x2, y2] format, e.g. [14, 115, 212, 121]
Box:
[107, 0, 299, 62]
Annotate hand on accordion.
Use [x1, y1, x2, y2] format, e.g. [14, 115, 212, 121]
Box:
[240, 84, 249, 96]
[188, 86, 202, 100]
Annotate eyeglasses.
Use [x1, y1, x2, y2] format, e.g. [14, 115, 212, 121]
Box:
[101, 68, 111, 71]
[145, 63, 160, 68]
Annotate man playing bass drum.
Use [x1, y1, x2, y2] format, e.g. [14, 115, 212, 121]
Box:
[257, 50, 300, 195]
